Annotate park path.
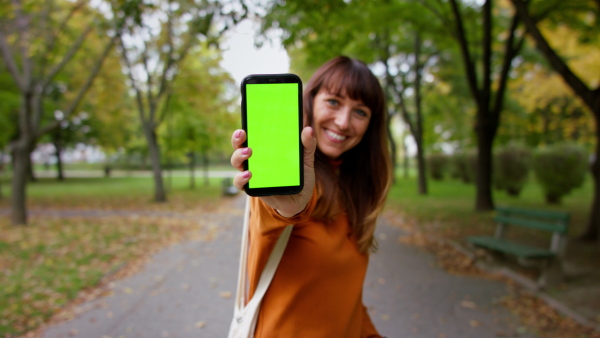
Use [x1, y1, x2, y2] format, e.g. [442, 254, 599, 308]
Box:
[39, 194, 533, 338]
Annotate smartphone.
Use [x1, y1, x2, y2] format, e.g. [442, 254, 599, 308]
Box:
[241, 74, 303, 196]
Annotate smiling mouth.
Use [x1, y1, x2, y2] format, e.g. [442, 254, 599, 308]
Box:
[325, 129, 347, 141]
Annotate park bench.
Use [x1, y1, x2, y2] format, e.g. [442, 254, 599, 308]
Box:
[467, 206, 570, 288]
[222, 177, 239, 196]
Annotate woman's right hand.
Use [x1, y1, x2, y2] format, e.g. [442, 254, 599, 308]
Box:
[230, 127, 317, 217]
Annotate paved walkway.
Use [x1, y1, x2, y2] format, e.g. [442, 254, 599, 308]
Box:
[41, 195, 533, 338]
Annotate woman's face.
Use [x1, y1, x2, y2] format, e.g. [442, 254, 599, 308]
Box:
[312, 88, 372, 160]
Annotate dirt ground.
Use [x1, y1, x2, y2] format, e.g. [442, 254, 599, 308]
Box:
[382, 211, 600, 337]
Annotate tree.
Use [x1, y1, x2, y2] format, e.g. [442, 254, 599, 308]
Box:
[0, 64, 21, 199]
[509, 0, 600, 241]
[261, 0, 439, 191]
[163, 44, 238, 189]
[116, 0, 246, 202]
[419, 0, 526, 210]
[0, 0, 129, 224]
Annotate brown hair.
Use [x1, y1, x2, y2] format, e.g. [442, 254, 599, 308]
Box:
[304, 56, 392, 254]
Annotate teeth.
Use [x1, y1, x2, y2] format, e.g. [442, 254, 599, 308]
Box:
[325, 129, 346, 141]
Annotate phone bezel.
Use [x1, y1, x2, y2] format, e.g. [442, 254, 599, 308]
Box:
[241, 73, 304, 196]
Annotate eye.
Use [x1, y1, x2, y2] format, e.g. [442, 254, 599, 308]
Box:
[326, 99, 339, 106]
[355, 109, 370, 118]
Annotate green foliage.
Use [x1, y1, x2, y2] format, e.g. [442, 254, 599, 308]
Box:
[493, 144, 532, 197]
[449, 150, 477, 184]
[160, 43, 238, 165]
[427, 153, 449, 181]
[532, 143, 589, 204]
[0, 63, 21, 149]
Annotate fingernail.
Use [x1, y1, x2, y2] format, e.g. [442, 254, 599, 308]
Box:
[235, 130, 242, 138]
[242, 171, 250, 178]
[242, 148, 249, 155]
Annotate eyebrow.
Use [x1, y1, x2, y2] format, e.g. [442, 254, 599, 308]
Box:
[324, 92, 370, 110]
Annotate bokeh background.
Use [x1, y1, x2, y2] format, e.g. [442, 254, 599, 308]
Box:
[0, 0, 599, 336]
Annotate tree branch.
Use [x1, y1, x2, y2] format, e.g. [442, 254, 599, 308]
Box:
[119, 36, 148, 124]
[42, 22, 94, 89]
[449, 0, 480, 103]
[40, 0, 87, 76]
[492, 12, 523, 119]
[510, 0, 595, 110]
[414, 32, 424, 139]
[418, 0, 454, 31]
[153, 11, 176, 122]
[37, 34, 118, 139]
[13, 0, 33, 90]
[482, 0, 492, 111]
[157, 93, 172, 125]
[141, 36, 156, 121]
[0, 31, 25, 90]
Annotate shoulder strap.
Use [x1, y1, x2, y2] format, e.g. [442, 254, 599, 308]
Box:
[234, 196, 293, 311]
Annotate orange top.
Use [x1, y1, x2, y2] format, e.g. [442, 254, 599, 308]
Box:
[247, 189, 382, 338]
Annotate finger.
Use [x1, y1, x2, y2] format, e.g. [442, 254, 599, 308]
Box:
[230, 147, 252, 171]
[301, 126, 317, 169]
[231, 129, 247, 149]
[233, 170, 251, 191]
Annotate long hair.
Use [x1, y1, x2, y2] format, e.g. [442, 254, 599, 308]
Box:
[304, 56, 392, 254]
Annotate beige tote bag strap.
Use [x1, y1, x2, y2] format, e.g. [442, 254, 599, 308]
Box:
[233, 196, 293, 312]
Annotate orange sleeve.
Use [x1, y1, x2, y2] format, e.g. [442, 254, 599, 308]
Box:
[361, 304, 383, 338]
[250, 187, 318, 235]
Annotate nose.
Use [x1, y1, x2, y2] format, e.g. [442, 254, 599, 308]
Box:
[334, 107, 351, 130]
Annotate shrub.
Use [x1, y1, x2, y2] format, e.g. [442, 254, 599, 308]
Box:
[493, 144, 532, 197]
[427, 153, 449, 180]
[450, 150, 477, 184]
[532, 143, 589, 204]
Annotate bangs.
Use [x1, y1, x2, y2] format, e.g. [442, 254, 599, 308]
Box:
[318, 60, 384, 115]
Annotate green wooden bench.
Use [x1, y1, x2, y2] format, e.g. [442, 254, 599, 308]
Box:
[222, 177, 239, 197]
[467, 206, 570, 287]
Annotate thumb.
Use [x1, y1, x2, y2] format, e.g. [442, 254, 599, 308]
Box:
[301, 126, 317, 169]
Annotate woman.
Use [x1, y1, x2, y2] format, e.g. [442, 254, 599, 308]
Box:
[230, 56, 391, 337]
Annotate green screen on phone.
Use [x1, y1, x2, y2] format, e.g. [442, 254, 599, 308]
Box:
[246, 82, 301, 189]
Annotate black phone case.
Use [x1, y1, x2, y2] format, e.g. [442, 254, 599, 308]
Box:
[241, 73, 304, 196]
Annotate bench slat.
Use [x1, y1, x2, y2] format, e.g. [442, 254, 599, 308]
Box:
[496, 206, 570, 222]
[467, 236, 555, 258]
[494, 215, 568, 234]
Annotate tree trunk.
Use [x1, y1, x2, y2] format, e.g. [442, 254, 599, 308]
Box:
[203, 152, 209, 187]
[188, 152, 195, 190]
[416, 140, 427, 194]
[145, 128, 166, 202]
[580, 109, 600, 241]
[387, 113, 397, 184]
[475, 112, 495, 211]
[0, 151, 3, 199]
[414, 32, 427, 195]
[26, 151, 36, 182]
[11, 143, 29, 225]
[403, 136, 409, 179]
[53, 141, 64, 181]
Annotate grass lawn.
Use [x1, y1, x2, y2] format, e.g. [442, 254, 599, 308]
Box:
[0, 175, 229, 336]
[385, 174, 598, 268]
